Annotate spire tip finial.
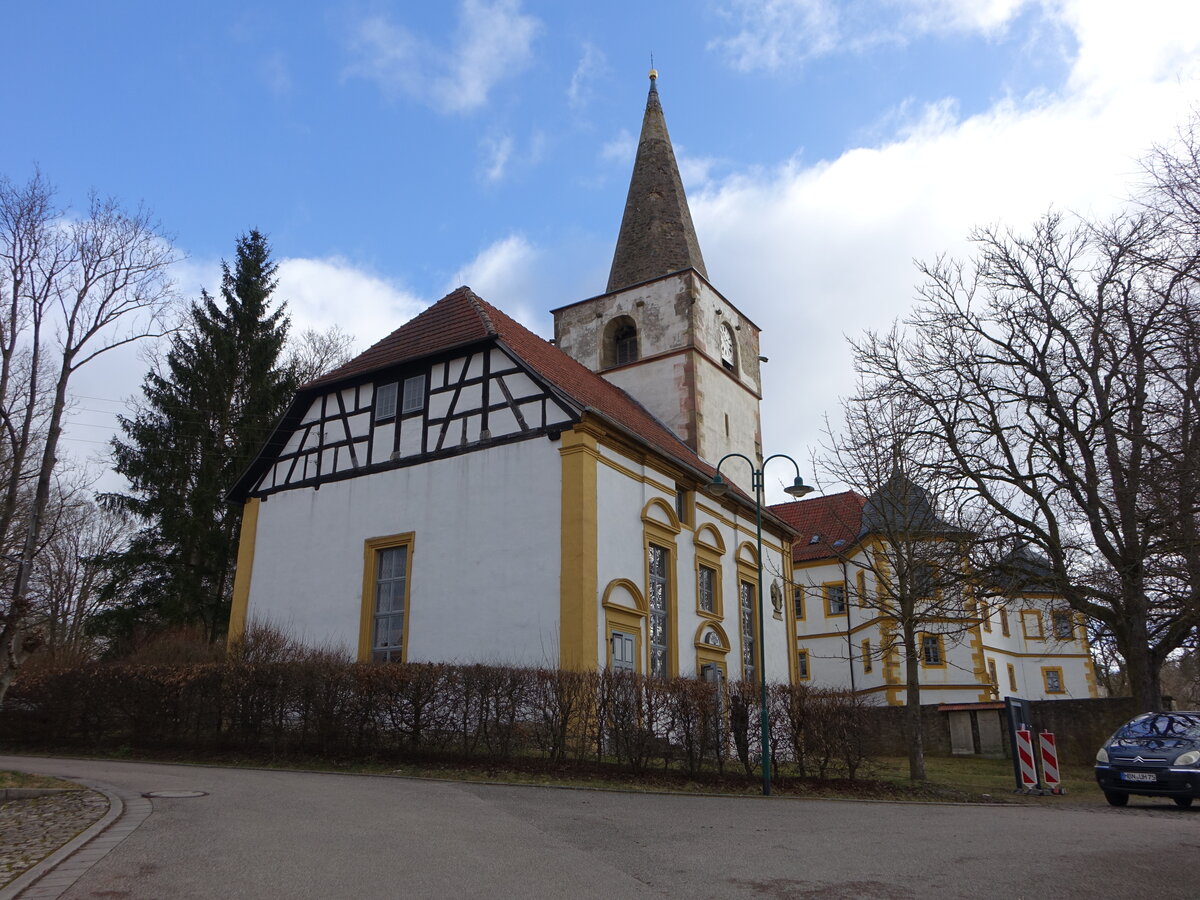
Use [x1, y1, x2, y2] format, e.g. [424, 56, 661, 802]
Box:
[649, 52, 657, 82]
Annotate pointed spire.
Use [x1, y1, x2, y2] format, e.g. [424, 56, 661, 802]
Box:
[606, 70, 708, 293]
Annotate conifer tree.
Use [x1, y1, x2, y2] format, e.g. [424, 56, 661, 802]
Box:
[102, 231, 294, 641]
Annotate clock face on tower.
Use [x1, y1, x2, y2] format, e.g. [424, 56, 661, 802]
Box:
[719, 324, 736, 371]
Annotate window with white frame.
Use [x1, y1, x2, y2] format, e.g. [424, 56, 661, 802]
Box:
[374, 382, 398, 421]
[371, 544, 409, 662]
[921, 634, 944, 666]
[740, 580, 756, 680]
[648, 544, 670, 677]
[402, 374, 426, 413]
[697, 565, 716, 615]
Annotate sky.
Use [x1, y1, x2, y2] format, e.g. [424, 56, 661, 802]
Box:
[4, 1, 1200, 501]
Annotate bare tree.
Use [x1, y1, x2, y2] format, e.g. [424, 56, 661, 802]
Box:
[814, 394, 988, 780]
[0, 172, 176, 703]
[287, 325, 355, 385]
[853, 199, 1198, 711]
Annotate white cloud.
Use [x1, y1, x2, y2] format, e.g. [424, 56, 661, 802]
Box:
[692, 0, 1200, 494]
[447, 235, 546, 330]
[708, 0, 1033, 72]
[343, 0, 541, 114]
[601, 130, 637, 164]
[480, 133, 514, 183]
[276, 257, 426, 350]
[568, 42, 606, 109]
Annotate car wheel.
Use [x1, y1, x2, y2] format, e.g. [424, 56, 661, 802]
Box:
[1173, 797, 1194, 809]
[1104, 790, 1129, 807]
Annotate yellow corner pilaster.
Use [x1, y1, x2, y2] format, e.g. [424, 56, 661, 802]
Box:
[227, 497, 260, 647]
[559, 427, 599, 670]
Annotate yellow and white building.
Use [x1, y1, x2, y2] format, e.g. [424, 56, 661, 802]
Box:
[771, 490, 1100, 704]
[227, 73, 799, 681]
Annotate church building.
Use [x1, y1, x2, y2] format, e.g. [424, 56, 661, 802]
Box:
[227, 72, 800, 682]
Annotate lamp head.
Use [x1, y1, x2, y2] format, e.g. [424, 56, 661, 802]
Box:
[707, 473, 730, 496]
[784, 476, 814, 498]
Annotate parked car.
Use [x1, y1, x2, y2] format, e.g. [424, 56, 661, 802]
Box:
[1094, 711, 1200, 808]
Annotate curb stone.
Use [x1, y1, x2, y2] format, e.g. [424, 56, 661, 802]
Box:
[0, 779, 151, 900]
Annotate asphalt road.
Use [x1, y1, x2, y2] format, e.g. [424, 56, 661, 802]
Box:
[3, 754, 1196, 899]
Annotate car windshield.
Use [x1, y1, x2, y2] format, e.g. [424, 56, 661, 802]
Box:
[1114, 713, 1200, 740]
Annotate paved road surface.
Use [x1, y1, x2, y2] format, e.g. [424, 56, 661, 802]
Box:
[3, 755, 1196, 899]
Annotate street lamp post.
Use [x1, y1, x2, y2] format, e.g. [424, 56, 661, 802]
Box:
[708, 454, 812, 797]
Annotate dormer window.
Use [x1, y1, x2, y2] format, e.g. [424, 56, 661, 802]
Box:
[809, 534, 821, 545]
[602, 315, 639, 368]
[719, 323, 737, 372]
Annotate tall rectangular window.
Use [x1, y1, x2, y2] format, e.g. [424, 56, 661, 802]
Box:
[797, 649, 810, 680]
[1043, 667, 1064, 694]
[1052, 611, 1074, 641]
[856, 569, 867, 607]
[861, 639, 873, 673]
[988, 659, 999, 691]
[372, 544, 409, 662]
[698, 565, 716, 614]
[1007, 663, 1018, 692]
[794, 587, 804, 620]
[825, 583, 847, 616]
[402, 374, 426, 413]
[1000, 607, 1011, 637]
[374, 382, 398, 421]
[921, 634, 944, 666]
[648, 544, 670, 678]
[740, 580, 756, 680]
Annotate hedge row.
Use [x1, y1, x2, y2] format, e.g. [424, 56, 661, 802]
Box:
[2, 659, 874, 779]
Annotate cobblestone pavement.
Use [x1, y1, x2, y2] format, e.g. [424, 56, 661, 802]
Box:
[0, 792, 108, 888]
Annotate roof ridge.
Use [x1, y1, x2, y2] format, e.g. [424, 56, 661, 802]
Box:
[460, 286, 498, 335]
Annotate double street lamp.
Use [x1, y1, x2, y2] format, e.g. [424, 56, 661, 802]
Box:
[708, 454, 812, 796]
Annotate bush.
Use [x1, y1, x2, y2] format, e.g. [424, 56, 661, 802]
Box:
[0, 633, 875, 783]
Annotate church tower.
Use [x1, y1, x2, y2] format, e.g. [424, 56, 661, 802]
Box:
[552, 70, 764, 480]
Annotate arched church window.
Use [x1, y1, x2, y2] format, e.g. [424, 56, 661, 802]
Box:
[602, 315, 639, 368]
[719, 323, 737, 372]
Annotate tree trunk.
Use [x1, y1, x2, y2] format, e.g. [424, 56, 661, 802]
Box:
[903, 623, 926, 781]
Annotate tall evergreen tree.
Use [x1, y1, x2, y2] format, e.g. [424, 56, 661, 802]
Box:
[102, 231, 294, 641]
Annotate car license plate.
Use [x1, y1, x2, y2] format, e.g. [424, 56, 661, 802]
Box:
[1121, 772, 1157, 783]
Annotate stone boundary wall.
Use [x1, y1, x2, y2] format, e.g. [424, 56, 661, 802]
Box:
[862, 696, 1143, 766]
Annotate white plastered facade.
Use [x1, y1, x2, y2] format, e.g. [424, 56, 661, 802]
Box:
[791, 549, 1099, 705]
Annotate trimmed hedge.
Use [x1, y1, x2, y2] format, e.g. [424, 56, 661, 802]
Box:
[1, 659, 874, 780]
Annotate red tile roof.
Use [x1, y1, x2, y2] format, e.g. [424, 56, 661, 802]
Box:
[297, 286, 791, 532]
[306, 286, 494, 388]
[769, 491, 866, 562]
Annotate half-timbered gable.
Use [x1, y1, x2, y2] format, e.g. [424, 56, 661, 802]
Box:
[233, 290, 578, 498]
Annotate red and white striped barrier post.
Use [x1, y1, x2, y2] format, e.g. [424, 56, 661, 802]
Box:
[1039, 731, 1063, 794]
[1015, 728, 1040, 791]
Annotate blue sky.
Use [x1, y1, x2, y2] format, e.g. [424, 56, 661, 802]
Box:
[5, 1, 1200, 496]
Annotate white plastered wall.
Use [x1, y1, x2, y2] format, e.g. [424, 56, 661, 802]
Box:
[592, 444, 792, 683]
[245, 438, 562, 665]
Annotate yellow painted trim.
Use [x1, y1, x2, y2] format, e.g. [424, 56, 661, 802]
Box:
[796, 648, 811, 681]
[693, 522, 726, 554]
[735, 558, 759, 680]
[979, 599, 992, 632]
[601, 577, 648, 613]
[861, 638, 873, 673]
[641, 496, 683, 533]
[226, 497, 260, 647]
[1007, 663, 1018, 692]
[977, 645, 1092, 659]
[1020, 608, 1043, 640]
[560, 428, 600, 670]
[644, 513, 680, 677]
[1050, 610, 1076, 642]
[1041, 665, 1066, 694]
[693, 619, 732, 651]
[736, 540, 759, 567]
[358, 531, 416, 663]
[920, 632, 947, 668]
[604, 606, 645, 674]
[694, 547, 723, 619]
[822, 580, 848, 618]
[987, 658, 1000, 697]
[999, 606, 1011, 637]
[967, 624, 990, 702]
[1084, 654, 1101, 698]
[855, 568, 868, 608]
